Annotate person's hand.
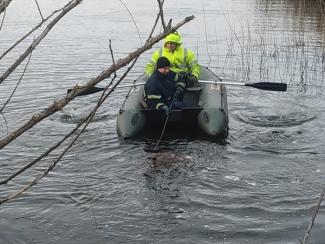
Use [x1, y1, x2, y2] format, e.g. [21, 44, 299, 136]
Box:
[178, 72, 188, 82]
[187, 74, 198, 87]
[160, 104, 169, 115]
[174, 86, 184, 99]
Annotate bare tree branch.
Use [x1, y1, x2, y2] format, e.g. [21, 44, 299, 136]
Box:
[118, 0, 142, 46]
[157, 0, 167, 31]
[0, 52, 141, 204]
[300, 184, 325, 244]
[0, 0, 82, 85]
[0, 112, 9, 135]
[0, 1, 175, 186]
[0, 1, 71, 60]
[34, 0, 44, 20]
[0, 51, 33, 114]
[0, 3, 5, 31]
[0, 0, 12, 14]
[0, 15, 195, 150]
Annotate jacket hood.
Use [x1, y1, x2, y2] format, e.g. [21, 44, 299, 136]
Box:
[164, 32, 182, 45]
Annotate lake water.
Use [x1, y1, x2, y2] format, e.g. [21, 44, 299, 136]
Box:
[1, 0, 325, 243]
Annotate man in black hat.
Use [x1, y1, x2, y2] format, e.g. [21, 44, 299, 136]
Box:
[144, 56, 187, 115]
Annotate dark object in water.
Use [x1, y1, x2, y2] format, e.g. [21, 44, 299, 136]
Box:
[148, 152, 192, 169]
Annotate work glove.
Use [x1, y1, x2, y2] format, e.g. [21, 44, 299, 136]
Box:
[160, 104, 169, 115]
[178, 72, 188, 83]
[174, 86, 185, 100]
[187, 73, 198, 87]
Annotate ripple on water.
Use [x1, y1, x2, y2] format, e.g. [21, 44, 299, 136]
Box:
[229, 103, 319, 155]
[233, 109, 316, 128]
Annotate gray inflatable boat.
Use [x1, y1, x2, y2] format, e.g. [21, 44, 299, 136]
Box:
[116, 67, 229, 139]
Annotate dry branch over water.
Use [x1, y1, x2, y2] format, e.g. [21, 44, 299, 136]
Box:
[0, 0, 12, 14]
[0, 15, 194, 150]
[1, 1, 324, 243]
[0, 0, 82, 84]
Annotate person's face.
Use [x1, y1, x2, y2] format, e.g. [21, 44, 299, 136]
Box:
[158, 67, 170, 75]
[165, 42, 177, 52]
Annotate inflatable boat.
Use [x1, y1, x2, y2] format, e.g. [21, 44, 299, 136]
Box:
[116, 67, 229, 139]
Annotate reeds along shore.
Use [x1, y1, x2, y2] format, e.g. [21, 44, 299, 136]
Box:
[261, 0, 325, 18]
[208, 1, 325, 91]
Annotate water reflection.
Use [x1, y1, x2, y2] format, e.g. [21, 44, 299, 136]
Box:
[260, 0, 325, 32]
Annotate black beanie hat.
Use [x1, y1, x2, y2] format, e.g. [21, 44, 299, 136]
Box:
[156, 56, 170, 69]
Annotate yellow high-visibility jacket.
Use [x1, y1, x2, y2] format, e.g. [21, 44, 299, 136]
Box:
[145, 45, 201, 79]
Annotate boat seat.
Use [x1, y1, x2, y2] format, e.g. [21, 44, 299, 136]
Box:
[186, 86, 202, 92]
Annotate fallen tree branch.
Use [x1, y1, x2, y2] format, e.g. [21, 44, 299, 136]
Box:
[34, 0, 44, 20]
[0, 0, 82, 84]
[0, 51, 140, 205]
[0, 1, 71, 60]
[0, 2, 5, 31]
[0, 15, 195, 150]
[0, 6, 192, 204]
[157, 0, 167, 31]
[0, 0, 12, 14]
[0, 51, 33, 114]
[0, 4, 169, 186]
[0, 120, 82, 185]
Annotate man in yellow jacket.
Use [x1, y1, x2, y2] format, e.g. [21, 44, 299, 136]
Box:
[145, 32, 201, 87]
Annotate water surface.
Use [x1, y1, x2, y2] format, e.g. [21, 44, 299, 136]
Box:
[1, 0, 325, 243]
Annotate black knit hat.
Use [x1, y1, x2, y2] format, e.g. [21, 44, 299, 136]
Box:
[156, 56, 170, 69]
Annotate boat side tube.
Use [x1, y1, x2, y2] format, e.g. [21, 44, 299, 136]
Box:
[116, 85, 146, 139]
[197, 75, 229, 137]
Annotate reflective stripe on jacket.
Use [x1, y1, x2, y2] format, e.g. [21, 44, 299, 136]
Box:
[144, 70, 183, 110]
[145, 45, 201, 79]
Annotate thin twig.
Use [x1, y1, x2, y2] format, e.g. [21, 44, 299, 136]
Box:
[0, 53, 140, 205]
[157, 0, 167, 31]
[0, 0, 12, 15]
[109, 39, 117, 80]
[147, 0, 165, 40]
[0, 120, 82, 185]
[300, 184, 325, 244]
[0, 0, 82, 84]
[0, 1, 71, 60]
[34, 0, 44, 20]
[0, 4, 5, 31]
[0, 112, 8, 135]
[201, 0, 211, 66]
[118, 0, 142, 46]
[0, 50, 33, 114]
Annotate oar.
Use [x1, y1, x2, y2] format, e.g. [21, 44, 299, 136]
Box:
[199, 80, 287, 92]
[67, 79, 287, 96]
[67, 82, 146, 96]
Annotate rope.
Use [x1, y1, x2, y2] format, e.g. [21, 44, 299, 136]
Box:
[153, 96, 177, 152]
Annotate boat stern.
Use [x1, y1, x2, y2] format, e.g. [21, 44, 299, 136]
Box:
[197, 107, 228, 137]
[116, 109, 146, 139]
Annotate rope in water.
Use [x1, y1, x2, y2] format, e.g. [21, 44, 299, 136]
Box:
[153, 96, 177, 152]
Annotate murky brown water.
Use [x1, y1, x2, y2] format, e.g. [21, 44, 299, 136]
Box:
[1, 0, 325, 243]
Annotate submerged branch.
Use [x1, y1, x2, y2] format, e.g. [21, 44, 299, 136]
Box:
[0, 15, 195, 150]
